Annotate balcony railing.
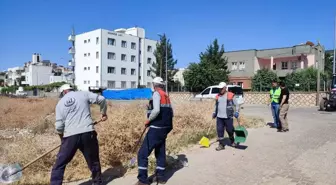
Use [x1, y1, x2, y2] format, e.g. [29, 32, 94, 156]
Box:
[68, 48, 76, 54]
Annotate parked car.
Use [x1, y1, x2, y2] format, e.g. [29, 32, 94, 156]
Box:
[194, 85, 244, 105]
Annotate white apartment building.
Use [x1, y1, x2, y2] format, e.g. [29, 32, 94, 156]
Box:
[22, 53, 53, 86]
[6, 66, 25, 86]
[69, 27, 157, 91]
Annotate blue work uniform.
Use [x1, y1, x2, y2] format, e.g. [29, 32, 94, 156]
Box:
[137, 88, 173, 184]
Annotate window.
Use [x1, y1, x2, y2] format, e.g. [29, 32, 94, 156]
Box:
[88, 39, 90, 43]
[107, 81, 115, 88]
[239, 61, 245, 70]
[131, 42, 136, 49]
[84, 80, 87, 84]
[84, 40, 87, 44]
[273, 63, 276, 70]
[131, 55, 136, 62]
[96, 37, 99, 44]
[84, 53, 87, 57]
[147, 58, 152, 64]
[147, 82, 151, 88]
[281, 61, 288, 70]
[131, 81, 136, 88]
[96, 80, 99, 86]
[131, 68, 136, 75]
[211, 88, 220, 94]
[121, 54, 127, 61]
[121, 68, 126, 75]
[147, 70, 151, 76]
[88, 80, 90, 84]
[291, 61, 298, 69]
[88, 67, 90, 70]
[201, 88, 210, 95]
[121, 40, 127, 48]
[84, 67, 87, 70]
[96, 52, 99, 59]
[121, 81, 126, 88]
[96, 66, 99, 73]
[88, 53, 90, 57]
[237, 82, 243, 87]
[231, 62, 238, 70]
[108, 38, 116, 46]
[147, 46, 152, 52]
[107, 67, 115, 74]
[108, 52, 116, 60]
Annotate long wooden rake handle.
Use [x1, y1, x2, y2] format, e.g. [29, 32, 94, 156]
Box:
[132, 127, 147, 154]
[19, 120, 103, 173]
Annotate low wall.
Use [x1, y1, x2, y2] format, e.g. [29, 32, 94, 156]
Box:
[168, 92, 327, 107]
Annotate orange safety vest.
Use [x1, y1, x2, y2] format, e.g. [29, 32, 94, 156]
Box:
[215, 92, 235, 118]
[147, 89, 173, 128]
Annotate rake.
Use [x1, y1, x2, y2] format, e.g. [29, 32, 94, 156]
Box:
[0, 120, 103, 184]
[127, 126, 148, 168]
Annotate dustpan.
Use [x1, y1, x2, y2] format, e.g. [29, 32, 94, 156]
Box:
[199, 122, 213, 148]
[234, 118, 248, 144]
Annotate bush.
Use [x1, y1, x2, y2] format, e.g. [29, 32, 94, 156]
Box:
[252, 69, 279, 91]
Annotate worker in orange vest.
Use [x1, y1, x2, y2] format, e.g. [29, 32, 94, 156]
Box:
[212, 82, 240, 151]
[135, 77, 173, 185]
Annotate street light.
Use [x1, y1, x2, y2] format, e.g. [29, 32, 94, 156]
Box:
[157, 33, 168, 93]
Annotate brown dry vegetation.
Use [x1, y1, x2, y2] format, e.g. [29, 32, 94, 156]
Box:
[0, 97, 265, 185]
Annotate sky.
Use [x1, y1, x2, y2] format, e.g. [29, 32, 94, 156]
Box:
[0, 0, 336, 71]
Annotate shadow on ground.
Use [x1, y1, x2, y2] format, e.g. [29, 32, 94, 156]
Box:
[200, 138, 248, 150]
[78, 161, 127, 185]
[148, 154, 188, 184]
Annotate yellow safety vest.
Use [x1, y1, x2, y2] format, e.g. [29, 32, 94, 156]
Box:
[269, 88, 281, 103]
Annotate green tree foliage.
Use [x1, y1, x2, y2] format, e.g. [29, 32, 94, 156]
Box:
[284, 67, 323, 91]
[251, 68, 278, 91]
[152, 34, 178, 88]
[183, 39, 230, 92]
[324, 52, 333, 79]
[24, 81, 68, 91]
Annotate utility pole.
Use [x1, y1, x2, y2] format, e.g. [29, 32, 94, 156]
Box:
[317, 58, 321, 106]
[333, 14, 336, 75]
[165, 36, 168, 94]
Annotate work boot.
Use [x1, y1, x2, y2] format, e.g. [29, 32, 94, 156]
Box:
[215, 143, 225, 151]
[150, 176, 167, 184]
[231, 142, 238, 148]
[134, 181, 149, 185]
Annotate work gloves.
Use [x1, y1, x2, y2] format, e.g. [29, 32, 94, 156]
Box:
[234, 112, 239, 118]
[212, 112, 216, 119]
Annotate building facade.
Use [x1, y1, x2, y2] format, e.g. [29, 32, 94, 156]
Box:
[224, 42, 325, 90]
[69, 27, 157, 91]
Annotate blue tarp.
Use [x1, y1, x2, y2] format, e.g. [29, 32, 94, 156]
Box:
[102, 88, 153, 100]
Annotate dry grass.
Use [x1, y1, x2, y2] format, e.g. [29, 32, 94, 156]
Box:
[0, 97, 265, 185]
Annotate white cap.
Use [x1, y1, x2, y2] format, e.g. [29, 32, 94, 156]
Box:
[218, 82, 227, 88]
[152, 77, 165, 85]
[59, 84, 73, 92]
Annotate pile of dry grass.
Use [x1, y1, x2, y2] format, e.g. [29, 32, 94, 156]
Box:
[0, 97, 57, 129]
[0, 97, 265, 184]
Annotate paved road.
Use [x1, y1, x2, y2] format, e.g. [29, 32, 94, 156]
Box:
[69, 105, 336, 185]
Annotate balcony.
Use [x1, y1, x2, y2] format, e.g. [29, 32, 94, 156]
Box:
[21, 81, 28, 85]
[68, 48, 75, 54]
[68, 60, 75, 66]
[68, 35, 75, 41]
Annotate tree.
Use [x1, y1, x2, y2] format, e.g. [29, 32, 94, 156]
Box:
[152, 34, 178, 89]
[284, 67, 321, 91]
[324, 52, 333, 79]
[251, 68, 278, 91]
[184, 39, 230, 92]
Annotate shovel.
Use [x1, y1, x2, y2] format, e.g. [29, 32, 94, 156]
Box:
[0, 120, 103, 184]
[127, 126, 148, 168]
[199, 121, 214, 148]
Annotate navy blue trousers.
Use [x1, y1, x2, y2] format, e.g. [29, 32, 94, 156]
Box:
[137, 127, 171, 184]
[216, 117, 235, 145]
[50, 131, 102, 185]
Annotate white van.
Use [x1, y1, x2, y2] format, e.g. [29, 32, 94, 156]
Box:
[194, 85, 244, 105]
